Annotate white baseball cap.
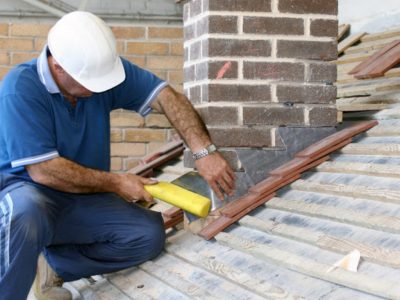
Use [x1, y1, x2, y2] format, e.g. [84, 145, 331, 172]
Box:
[48, 11, 125, 93]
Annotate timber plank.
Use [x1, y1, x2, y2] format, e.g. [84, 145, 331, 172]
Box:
[337, 24, 350, 41]
[166, 243, 301, 300]
[337, 78, 400, 98]
[336, 51, 373, 65]
[291, 178, 400, 205]
[336, 94, 400, 112]
[316, 161, 400, 178]
[362, 27, 400, 43]
[215, 232, 400, 299]
[338, 32, 367, 55]
[348, 40, 400, 75]
[354, 42, 400, 79]
[266, 197, 400, 234]
[295, 121, 377, 159]
[345, 35, 400, 55]
[239, 215, 400, 269]
[340, 143, 400, 155]
[199, 193, 276, 240]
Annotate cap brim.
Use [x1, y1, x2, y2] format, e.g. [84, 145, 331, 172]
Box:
[72, 57, 125, 93]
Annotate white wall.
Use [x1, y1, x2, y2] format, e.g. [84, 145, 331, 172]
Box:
[339, 0, 400, 34]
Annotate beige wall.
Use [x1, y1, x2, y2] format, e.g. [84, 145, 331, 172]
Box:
[0, 22, 184, 172]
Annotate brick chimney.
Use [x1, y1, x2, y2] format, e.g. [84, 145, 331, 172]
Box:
[183, 0, 338, 187]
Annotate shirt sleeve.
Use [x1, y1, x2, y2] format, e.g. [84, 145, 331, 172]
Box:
[0, 91, 59, 169]
[111, 57, 168, 116]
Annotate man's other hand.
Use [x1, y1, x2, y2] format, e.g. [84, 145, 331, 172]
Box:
[115, 174, 158, 203]
[195, 152, 236, 200]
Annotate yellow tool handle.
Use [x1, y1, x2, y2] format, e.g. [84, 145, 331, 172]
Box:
[144, 181, 211, 218]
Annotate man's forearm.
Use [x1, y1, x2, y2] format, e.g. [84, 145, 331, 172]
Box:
[26, 157, 117, 194]
[154, 87, 211, 152]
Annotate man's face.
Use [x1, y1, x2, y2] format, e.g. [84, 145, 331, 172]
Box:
[49, 56, 93, 99]
[57, 69, 93, 98]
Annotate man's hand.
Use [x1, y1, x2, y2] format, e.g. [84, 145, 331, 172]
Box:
[26, 157, 158, 204]
[115, 173, 158, 203]
[195, 152, 236, 200]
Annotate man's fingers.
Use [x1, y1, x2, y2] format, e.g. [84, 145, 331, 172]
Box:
[143, 190, 155, 203]
[210, 181, 224, 201]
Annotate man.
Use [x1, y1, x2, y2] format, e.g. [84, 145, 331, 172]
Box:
[0, 11, 235, 300]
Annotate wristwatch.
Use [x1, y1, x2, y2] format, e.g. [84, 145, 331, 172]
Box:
[192, 144, 217, 160]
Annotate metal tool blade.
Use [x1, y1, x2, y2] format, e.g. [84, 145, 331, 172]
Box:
[171, 171, 221, 222]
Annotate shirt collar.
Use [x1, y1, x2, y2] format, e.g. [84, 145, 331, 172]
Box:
[37, 45, 60, 94]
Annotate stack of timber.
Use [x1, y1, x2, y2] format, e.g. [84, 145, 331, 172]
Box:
[337, 26, 400, 112]
[57, 26, 400, 300]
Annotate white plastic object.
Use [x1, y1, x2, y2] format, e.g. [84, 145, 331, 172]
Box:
[48, 11, 125, 93]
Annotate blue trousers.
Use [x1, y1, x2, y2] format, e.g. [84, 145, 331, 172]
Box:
[0, 174, 165, 300]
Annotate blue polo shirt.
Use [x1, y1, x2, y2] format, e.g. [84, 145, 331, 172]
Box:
[0, 46, 167, 180]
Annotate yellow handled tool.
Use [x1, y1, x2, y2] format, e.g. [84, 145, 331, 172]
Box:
[144, 181, 211, 218]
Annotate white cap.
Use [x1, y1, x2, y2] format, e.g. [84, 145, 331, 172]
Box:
[48, 11, 125, 93]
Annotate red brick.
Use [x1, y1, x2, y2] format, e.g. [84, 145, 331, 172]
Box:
[190, 0, 203, 18]
[196, 61, 238, 80]
[276, 85, 336, 104]
[243, 62, 304, 81]
[310, 19, 338, 37]
[189, 85, 202, 104]
[308, 63, 337, 83]
[197, 16, 238, 36]
[243, 17, 304, 35]
[209, 127, 272, 147]
[309, 107, 337, 126]
[184, 65, 195, 82]
[206, 38, 271, 57]
[204, 84, 272, 102]
[279, 0, 337, 15]
[243, 106, 305, 126]
[205, 0, 272, 12]
[190, 41, 202, 60]
[184, 46, 189, 62]
[197, 106, 239, 126]
[183, 3, 190, 22]
[277, 40, 337, 61]
[184, 23, 196, 40]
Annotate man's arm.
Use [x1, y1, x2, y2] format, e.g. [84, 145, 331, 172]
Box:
[26, 157, 156, 203]
[151, 86, 236, 200]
